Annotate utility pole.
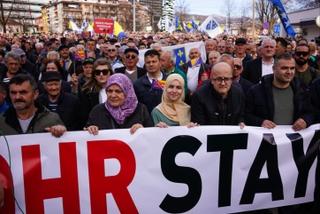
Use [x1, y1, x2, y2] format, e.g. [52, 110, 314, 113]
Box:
[133, 0, 136, 32]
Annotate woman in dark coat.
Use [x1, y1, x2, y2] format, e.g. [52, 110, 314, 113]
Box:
[85, 73, 153, 134]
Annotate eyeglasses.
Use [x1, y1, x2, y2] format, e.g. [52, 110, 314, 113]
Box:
[125, 54, 137, 60]
[295, 51, 309, 57]
[212, 77, 233, 83]
[108, 49, 116, 52]
[94, 69, 110, 76]
[234, 65, 242, 70]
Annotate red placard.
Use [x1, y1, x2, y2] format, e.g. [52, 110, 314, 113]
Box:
[94, 18, 114, 34]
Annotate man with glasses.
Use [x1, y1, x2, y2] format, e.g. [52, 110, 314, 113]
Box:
[191, 62, 245, 125]
[233, 58, 253, 95]
[243, 38, 276, 84]
[245, 53, 313, 131]
[115, 48, 145, 82]
[294, 43, 320, 91]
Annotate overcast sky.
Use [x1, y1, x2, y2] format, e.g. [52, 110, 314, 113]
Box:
[184, 0, 252, 17]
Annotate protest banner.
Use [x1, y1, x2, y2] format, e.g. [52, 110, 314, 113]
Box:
[0, 125, 319, 213]
[93, 18, 114, 34]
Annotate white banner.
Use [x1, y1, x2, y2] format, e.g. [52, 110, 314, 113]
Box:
[0, 125, 319, 213]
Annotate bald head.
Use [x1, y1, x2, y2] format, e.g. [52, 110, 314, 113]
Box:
[211, 62, 233, 79]
[210, 62, 233, 98]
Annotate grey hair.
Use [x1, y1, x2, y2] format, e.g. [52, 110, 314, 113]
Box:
[5, 51, 21, 63]
[218, 53, 234, 62]
[47, 51, 60, 60]
[35, 42, 44, 49]
[261, 38, 276, 47]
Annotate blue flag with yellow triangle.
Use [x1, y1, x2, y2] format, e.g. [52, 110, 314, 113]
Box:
[174, 47, 187, 67]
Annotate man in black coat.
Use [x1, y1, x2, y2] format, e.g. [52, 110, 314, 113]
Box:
[134, 49, 167, 113]
[242, 38, 276, 84]
[245, 53, 313, 131]
[191, 62, 245, 126]
[115, 48, 146, 82]
[38, 72, 81, 131]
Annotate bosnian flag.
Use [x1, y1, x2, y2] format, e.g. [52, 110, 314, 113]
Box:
[198, 15, 223, 38]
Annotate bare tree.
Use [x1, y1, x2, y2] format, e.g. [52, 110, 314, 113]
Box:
[0, 0, 16, 33]
[223, 0, 235, 33]
[255, 0, 277, 33]
[175, 0, 189, 24]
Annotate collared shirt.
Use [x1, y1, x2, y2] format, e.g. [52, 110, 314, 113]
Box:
[147, 72, 163, 84]
[187, 65, 201, 93]
[261, 59, 274, 77]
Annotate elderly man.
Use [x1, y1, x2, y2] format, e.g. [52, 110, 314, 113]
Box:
[245, 53, 313, 131]
[38, 72, 80, 131]
[191, 62, 245, 125]
[181, 48, 209, 93]
[233, 57, 253, 94]
[115, 48, 145, 82]
[0, 51, 25, 83]
[233, 38, 252, 66]
[208, 51, 221, 69]
[0, 74, 66, 136]
[243, 38, 276, 84]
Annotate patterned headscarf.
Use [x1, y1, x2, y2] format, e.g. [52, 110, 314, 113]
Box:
[105, 73, 138, 125]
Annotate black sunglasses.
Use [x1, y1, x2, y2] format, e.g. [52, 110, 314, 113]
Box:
[125, 54, 137, 59]
[94, 69, 110, 76]
[295, 51, 309, 57]
[234, 65, 242, 70]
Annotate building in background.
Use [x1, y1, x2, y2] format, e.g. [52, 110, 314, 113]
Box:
[41, 0, 152, 33]
[133, 0, 163, 30]
[0, 0, 45, 33]
[287, 6, 320, 41]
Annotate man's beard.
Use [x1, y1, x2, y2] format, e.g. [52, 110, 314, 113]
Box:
[296, 58, 308, 66]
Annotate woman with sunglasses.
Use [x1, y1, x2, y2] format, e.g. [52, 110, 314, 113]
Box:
[79, 58, 113, 128]
[152, 74, 197, 128]
[85, 73, 153, 135]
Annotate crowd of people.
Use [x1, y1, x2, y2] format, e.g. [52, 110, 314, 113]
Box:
[0, 31, 320, 211]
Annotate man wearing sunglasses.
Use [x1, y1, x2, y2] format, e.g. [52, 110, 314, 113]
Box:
[115, 48, 146, 82]
[294, 43, 320, 91]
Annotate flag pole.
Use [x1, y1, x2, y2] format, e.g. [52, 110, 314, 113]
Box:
[252, 0, 255, 38]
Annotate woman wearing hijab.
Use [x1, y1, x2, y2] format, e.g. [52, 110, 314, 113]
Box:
[85, 73, 153, 134]
[152, 73, 196, 127]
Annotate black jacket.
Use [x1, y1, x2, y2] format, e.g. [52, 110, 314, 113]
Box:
[38, 92, 81, 130]
[310, 78, 320, 123]
[245, 74, 314, 126]
[134, 73, 168, 113]
[78, 87, 100, 129]
[239, 77, 254, 95]
[86, 102, 153, 129]
[242, 57, 262, 84]
[191, 82, 245, 125]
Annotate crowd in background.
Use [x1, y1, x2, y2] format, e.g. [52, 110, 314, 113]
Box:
[0, 31, 320, 212]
